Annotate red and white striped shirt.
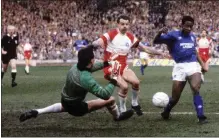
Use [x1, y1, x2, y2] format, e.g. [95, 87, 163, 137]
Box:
[100, 29, 138, 64]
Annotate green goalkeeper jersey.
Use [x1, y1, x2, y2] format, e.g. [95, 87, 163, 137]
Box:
[61, 62, 115, 103]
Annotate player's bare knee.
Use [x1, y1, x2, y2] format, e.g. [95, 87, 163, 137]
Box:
[120, 84, 129, 92]
[205, 67, 209, 72]
[11, 66, 16, 70]
[192, 85, 201, 92]
[190, 81, 200, 92]
[132, 81, 140, 91]
[11, 63, 17, 69]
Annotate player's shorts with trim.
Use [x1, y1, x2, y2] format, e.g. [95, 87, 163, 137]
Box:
[24, 51, 32, 60]
[199, 48, 209, 63]
[103, 63, 128, 80]
[172, 62, 201, 81]
[139, 52, 149, 59]
[1, 55, 17, 64]
[61, 98, 89, 116]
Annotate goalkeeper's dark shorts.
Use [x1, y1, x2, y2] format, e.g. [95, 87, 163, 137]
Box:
[61, 98, 89, 116]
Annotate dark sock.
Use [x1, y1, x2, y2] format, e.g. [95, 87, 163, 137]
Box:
[11, 72, 16, 82]
[2, 72, 4, 80]
[143, 64, 148, 69]
[193, 93, 204, 118]
[164, 97, 174, 113]
[140, 65, 144, 75]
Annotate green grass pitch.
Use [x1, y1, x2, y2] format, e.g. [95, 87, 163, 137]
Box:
[1, 65, 219, 137]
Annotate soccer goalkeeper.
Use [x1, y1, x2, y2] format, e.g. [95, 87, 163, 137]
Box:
[19, 45, 134, 122]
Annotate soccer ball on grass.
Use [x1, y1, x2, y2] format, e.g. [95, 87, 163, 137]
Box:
[152, 92, 169, 108]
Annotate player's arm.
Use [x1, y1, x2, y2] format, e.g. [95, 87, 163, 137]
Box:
[92, 31, 113, 49]
[15, 33, 19, 47]
[138, 42, 164, 56]
[209, 39, 215, 57]
[90, 61, 110, 72]
[153, 27, 174, 44]
[30, 44, 33, 59]
[80, 73, 117, 100]
[92, 38, 105, 49]
[1, 36, 7, 55]
[73, 41, 78, 52]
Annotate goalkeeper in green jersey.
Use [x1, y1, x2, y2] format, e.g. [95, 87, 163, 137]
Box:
[19, 45, 134, 122]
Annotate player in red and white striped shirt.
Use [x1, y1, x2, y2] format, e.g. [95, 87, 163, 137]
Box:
[23, 39, 32, 74]
[197, 30, 214, 71]
[197, 30, 214, 82]
[93, 15, 168, 115]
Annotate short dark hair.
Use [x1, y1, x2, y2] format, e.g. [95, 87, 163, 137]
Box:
[77, 45, 94, 71]
[182, 16, 194, 25]
[202, 29, 208, 34]
[117, 15, 130, 23]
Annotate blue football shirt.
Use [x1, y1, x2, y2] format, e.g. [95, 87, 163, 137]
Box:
[73, 40, 88, 51]
[155, 30, 197, 63]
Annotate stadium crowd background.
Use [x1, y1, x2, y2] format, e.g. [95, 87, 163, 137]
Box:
[2, 0, 219, 60]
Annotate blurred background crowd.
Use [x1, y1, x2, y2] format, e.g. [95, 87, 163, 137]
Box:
[2, 0, 219, 60]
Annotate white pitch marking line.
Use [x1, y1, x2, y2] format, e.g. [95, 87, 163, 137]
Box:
[142, 112, 219, 115]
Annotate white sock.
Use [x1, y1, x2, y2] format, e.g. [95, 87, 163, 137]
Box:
[132, 89, 139, 106]
[119, 96, 127, 113]
[25, 65, 29, 73]
[114, 105, 120, 119]
[201, 73, 204, 82]
[36, 103, 63, 114]
[107, 103, 120, 119]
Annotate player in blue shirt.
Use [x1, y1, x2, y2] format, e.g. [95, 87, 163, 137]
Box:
[139, 40, 150, 75]
[73, 35, 88, 54]
[153, 16, 208, 124]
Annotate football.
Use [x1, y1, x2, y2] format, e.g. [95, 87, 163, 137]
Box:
[152, 92, 169, 108]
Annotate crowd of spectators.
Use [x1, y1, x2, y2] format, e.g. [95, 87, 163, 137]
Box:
[2, 0, 219, 60]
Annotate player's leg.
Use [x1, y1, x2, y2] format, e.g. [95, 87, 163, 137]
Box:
[86, 97, 133, 121]
[19, 103, 64, 122]
[25, 58, 30, 74]
[103, 67, 129, 113]
[1, 56, 10, 80]
[10, 59, 18, 87]
[205, 59, 210, 72]
[199, 53, 209, 83]
[116, 75, 129, 113]
[201, 58, 210, 81]
[161, 64, 187, 119]
[187, 72, 207, 123]
[161, 81, 187, 119]
[2, 63, 9, 80]
[140, 59, 148, 75]
[122, 68, 143, 115]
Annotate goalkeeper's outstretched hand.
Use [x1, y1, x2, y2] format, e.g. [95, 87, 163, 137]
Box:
[109, 60, 121, 80]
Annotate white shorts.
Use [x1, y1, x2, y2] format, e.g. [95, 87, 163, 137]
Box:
[140, 52, 149, 59]
[172, 62, 202, 81]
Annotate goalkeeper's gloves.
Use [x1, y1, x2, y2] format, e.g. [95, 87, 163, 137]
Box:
[110, 60, 121, 80]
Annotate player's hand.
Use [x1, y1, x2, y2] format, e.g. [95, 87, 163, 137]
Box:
[2, 50, 7, 55]
[161, 53, 171, 59]
[159, 27, 168, 34]
[110, 60, 121, 80]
